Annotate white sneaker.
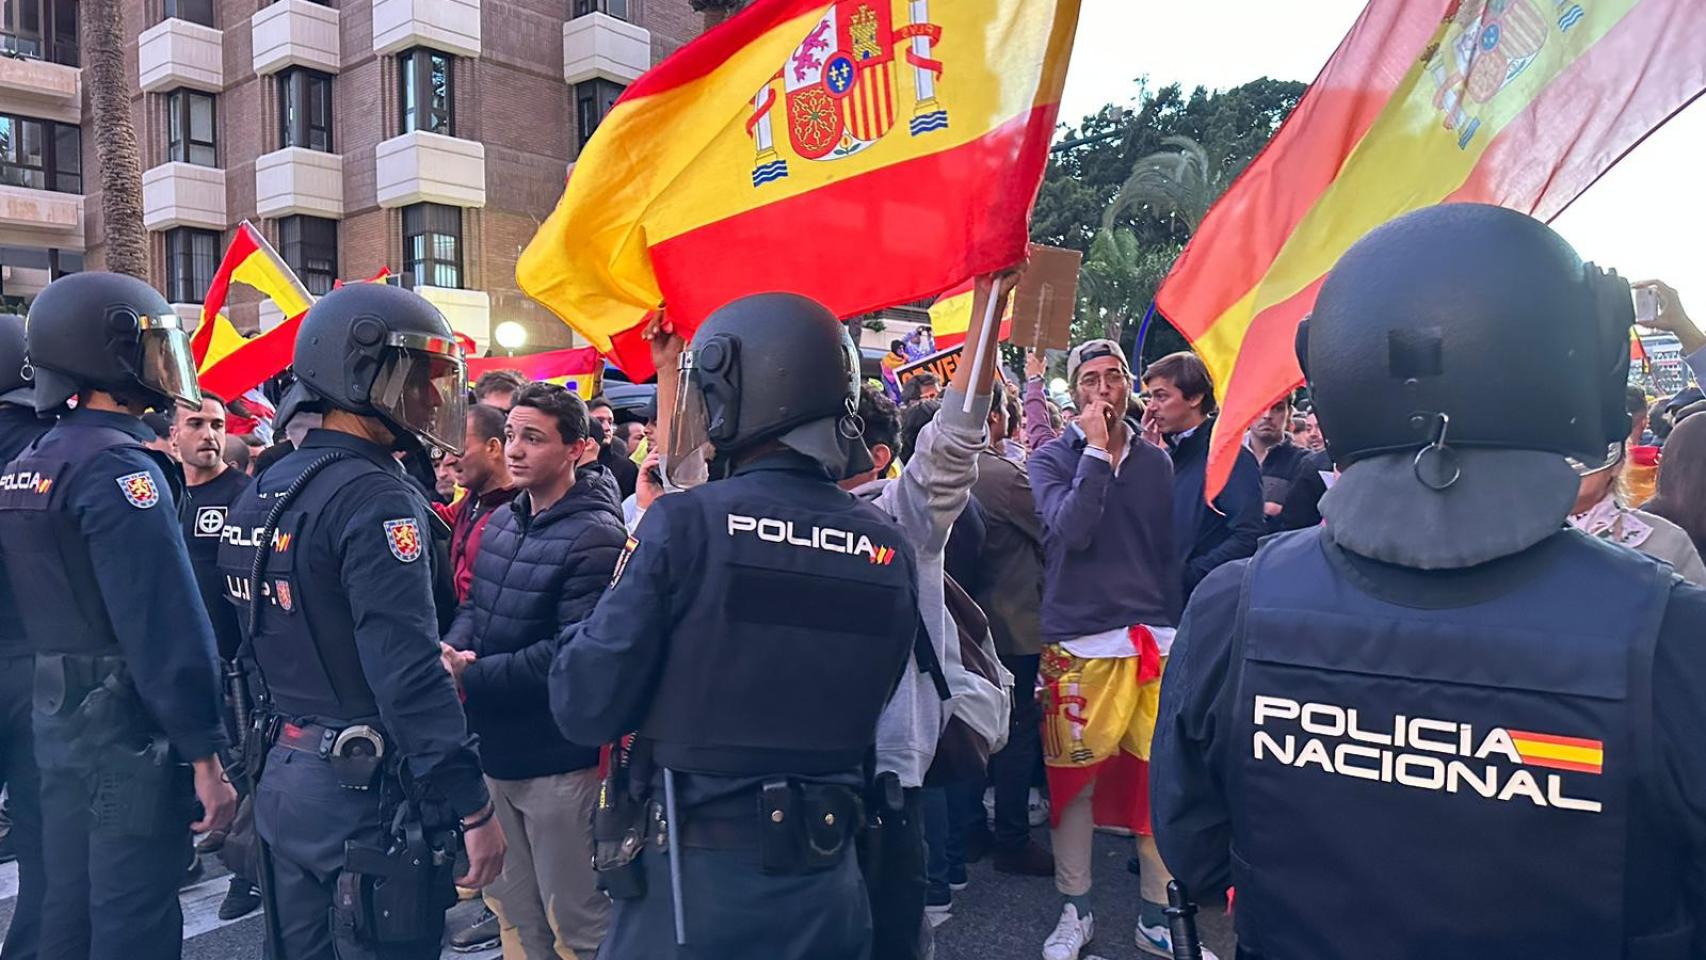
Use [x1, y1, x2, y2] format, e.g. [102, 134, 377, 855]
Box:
[1136, 917, 1220, 959]
[1041, 903, 1094, 960]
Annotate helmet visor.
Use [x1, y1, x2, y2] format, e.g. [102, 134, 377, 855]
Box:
[137, 325, 201, 409]
[371, 334, 467, 455]
[665, 354, 711, 490]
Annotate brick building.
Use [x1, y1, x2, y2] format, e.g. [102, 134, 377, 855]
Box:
[0, 0, 727, 351]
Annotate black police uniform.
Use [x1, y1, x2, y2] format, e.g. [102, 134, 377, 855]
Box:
[1154, 529, 1706, 959]
[0, 407, 228, 960]
[550, 450, 921, 960]
[0, 401, 51, 960]
[218, 428, 487, 960]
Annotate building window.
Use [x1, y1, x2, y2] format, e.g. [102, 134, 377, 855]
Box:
[571, 0, 628, 19]
[575, 79, 623, 150]
[278, 216, 337, 296]
[167, 90, 217, 167]
[402, 204, 461, 290]
[279, 69, 333, 152]
[0, 114, 80, 193]
[165, 228, 220, 303]
[1, 0, 77, 65]
[398, 49, 453, 136]
[162, 0, 215, 27]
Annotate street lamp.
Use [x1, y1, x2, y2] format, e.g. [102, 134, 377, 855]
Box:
[494, 320, 527, 354]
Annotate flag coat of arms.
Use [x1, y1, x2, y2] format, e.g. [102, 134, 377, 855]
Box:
[519, 0, 1082, 380]
[1155, 0, 1706, 499]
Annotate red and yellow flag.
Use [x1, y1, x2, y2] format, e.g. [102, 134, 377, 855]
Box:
[468, 347, 604, 400]
[190, 221, 312, 367]
[1155, 0, 1706, 498]
[927, 278, 1012, 350]
[190, 221, 316, 400]
[518, 0, 1081, 380]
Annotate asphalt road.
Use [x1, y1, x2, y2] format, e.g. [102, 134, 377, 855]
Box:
[0, 830, 1234, 959]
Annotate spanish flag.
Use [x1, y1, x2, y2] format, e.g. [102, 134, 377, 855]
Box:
[518, 0, 1081, 380]
[190, 221, 316, 399]
[1155, 0, 1706, 499]
[468, 346, 603, 400]
[927, 278, 1012, 350]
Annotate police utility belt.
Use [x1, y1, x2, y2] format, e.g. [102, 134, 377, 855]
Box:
[273, 719, 389, 791]
[595, 776, 863, 900]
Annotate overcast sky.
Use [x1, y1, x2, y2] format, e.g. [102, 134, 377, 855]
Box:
[1058, 0, 1706, 302]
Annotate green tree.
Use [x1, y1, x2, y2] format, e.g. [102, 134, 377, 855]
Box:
[1032, 77, 1305, 359]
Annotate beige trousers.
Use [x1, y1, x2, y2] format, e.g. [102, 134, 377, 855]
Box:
[482, 769, 610, 959]
[1050, 779, 1172, 903]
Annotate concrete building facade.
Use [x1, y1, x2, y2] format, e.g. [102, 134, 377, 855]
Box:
[0, 0, 727, 352]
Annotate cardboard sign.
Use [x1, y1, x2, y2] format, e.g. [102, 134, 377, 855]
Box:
[895, 344, 963, 385]
[1010, 244, 1082, 351]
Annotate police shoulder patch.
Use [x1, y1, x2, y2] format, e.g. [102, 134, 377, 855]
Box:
[611, 535, 638, 586]
[116, 471, 160, 509]
[383, 518, 423, 563]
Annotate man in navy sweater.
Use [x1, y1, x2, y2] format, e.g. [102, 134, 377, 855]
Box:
[1027, 339, 1210, 960]
[1141, 351, 1265, 599]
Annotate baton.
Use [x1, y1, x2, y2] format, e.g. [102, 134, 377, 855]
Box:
[1165, 880, 1205, 960]
[663, 766, 687, 946]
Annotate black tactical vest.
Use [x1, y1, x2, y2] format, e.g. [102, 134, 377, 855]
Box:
[637, 469, 919, 776]
[218, 452, 384, 723]
[1228, 527, 1673, 960]
[0, 423, 161, 656]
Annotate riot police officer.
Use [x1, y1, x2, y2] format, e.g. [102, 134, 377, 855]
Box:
[549, 294, 922, 960]
[1151, 204, 1706, 958]
[0, 313, 51, 960]
[0, 272, 237, 960]
[217, 283, 501, 959]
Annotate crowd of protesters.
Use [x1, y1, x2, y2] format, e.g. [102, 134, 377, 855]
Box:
[5, 276, 1704, 960]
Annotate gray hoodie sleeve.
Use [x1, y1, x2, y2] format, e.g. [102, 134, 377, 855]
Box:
[874, 388, 991, 558]
[871, 388, 993, 785]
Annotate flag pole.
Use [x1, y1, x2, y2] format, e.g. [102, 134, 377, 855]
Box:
[961, 275, 1006, 414]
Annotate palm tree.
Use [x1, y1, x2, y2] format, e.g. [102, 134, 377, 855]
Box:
[1102, 134, 1221, 237]
[85, 0, 148, 278]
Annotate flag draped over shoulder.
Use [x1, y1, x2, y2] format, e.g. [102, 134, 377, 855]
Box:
[518, 0, 1082, 380]
[1155, 0, 1706, 499]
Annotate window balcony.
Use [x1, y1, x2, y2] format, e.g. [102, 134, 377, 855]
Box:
[252, 0, 340, 76]
[0, 183, 81, 246]
[0, 56, 80, 124]
[255, 147, 344, 219]
[137, 18, 223, 93]
[371, 0, 480, 59]
[374, 131, 484, 209]
[142, 162, 227, 231]
[562, 11, 649, 85]
[415, 285, 489, 351]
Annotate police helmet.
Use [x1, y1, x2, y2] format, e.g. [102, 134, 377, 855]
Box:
[0, 314, 33, 407]
[278, 283, 468, 455]
[667, 292, 871, 484]
[25, 272, 200, 414]
[1297, 203, 1632, 569]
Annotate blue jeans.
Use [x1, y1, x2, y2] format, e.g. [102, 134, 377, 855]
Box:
[922, 783, 982, 888]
